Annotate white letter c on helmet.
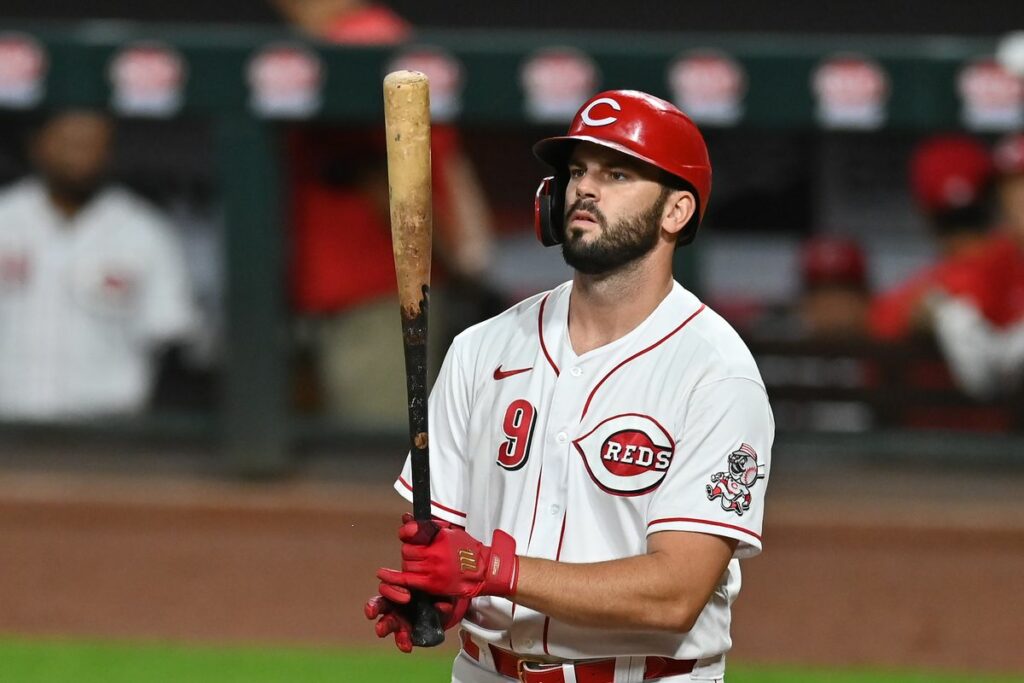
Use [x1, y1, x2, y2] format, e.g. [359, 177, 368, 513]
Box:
[580, 97, 621, 127]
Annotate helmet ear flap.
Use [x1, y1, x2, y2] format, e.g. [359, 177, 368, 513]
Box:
[534, 175, 566, 246]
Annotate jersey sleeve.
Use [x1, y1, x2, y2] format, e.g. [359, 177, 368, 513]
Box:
[138, 217, 197, 345]
[394, 335, 472, 525]
[646, 377, 774, 558]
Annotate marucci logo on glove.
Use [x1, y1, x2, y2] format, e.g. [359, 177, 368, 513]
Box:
[458, 549, 478, 573]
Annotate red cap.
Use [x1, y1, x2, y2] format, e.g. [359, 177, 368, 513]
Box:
[533, 90, 712, 231]
[910, 135, 994, 213]
[800, 236, 867, 289]
[994, 133, 1024, 176]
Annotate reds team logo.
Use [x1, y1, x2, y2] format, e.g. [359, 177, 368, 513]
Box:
[812, 54, 889, 130]
[667, 49, 747, 126]
[573, 414, 674, 496]
[957, 58, 1023, 132]
[0, 33, 47, 109]
[388, 46, 464, 122]
[520, 47, 599, 123]
[247, 43, 323, 118]
[706, 443, 765, 517]
[108, 42, 187, 118]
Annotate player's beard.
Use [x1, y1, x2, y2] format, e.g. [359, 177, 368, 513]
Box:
[42, 170, 106, 211]
[561, 187, 670, 276]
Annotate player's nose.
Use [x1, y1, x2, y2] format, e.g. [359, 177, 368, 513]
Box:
[574, 172, 600, 200]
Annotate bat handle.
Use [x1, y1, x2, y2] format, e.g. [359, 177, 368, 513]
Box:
[410, 592, 445, 647]
[406, 517, 445, 647]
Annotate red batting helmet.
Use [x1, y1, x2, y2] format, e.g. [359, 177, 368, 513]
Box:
[909, 135, 993, 214]
[799, 236, 867, 290]
[532, 90, 712, 247]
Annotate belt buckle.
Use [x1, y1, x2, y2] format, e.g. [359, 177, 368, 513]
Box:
[516, 658, 551, 682]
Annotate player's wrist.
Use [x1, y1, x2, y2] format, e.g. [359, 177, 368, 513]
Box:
[482, 529, 519, 597]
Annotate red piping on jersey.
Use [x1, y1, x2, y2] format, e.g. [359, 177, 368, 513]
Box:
[508, 602, 518, 652]
[510, 461, 545, 653]
[526, 465, 545, 546]
[397, 476, 467, 518]
[541, 512, 568, 656]
[647, 516, 762, 542]
[555, 512, 567, 558]
[538, 292, 560, 376]
[580, 304, 706, 420]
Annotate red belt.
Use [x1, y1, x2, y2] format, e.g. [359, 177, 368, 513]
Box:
[460, 631, 696, 682]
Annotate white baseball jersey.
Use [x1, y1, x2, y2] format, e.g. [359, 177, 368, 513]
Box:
[0, 179, 196, 419]
[396, 280, 773, 670]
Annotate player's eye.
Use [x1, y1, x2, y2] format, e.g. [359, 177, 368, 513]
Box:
[569, 167, 585, 179]
[610, 170, 629, 181]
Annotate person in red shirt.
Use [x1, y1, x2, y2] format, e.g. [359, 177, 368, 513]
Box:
[271, 0, 496, 426]
[798, 235, 871, 339]
[872, 133, 1024, 400]
[925, 133, 1024, 399]
[869, 135, 995, 340]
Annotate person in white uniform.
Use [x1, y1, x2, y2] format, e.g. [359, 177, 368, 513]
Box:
[0, 109, 195, 419]
[366, 90, 774, 683]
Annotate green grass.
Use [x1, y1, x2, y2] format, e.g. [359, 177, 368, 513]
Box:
[0, 638, 1020, 682]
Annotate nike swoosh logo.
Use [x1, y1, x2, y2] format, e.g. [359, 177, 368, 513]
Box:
[493, 365, 533, 380]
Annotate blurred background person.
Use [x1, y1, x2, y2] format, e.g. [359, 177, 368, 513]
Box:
[869, 134, 995, 340]
[910, 135, 996, 260]
[750, 234, 870, 340]
[921, 132, 1024, 399]
[753, 235, 875, 433]
[0, 109, 196, 420]
[272, 0, 497, 428]
[797, 235, 871, 340]
[271, 0, 408, 40]
[994, 132, 1024, 244]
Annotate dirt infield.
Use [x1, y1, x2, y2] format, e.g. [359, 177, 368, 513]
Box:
[0, 461, 1021, 674]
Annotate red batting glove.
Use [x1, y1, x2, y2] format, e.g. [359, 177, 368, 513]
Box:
[364, 592, 470, 653]
[377, 518, 519, 599]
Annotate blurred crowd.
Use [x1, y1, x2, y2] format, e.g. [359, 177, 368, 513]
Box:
[743, 132, 1024, 432]
[782, 132, 1024, 402]
[0, 0, 1021, 435]
[0, 110, 195, 420]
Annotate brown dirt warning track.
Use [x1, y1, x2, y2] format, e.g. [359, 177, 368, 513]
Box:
[0, 461, 1021, 674]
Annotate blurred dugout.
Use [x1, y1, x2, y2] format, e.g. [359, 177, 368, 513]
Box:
[0, 110, 196, 420]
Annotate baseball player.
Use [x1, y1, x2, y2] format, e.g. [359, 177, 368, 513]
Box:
[918, 133, 1024, 399]
[0, 109, 196, 419]
[366, 90, 773, 682]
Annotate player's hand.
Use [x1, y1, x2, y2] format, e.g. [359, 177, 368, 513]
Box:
[364, 592, 469, 653]
[377, 517, 519, 599]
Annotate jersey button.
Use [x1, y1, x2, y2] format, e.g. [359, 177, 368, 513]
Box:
[570, 366, 583, 376]
[523, 638, 535, 648]
[555, 432, 568, 443]
[549, 504, 561, 515]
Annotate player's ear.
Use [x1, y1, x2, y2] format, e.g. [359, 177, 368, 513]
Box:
[660, 190, 696, 238]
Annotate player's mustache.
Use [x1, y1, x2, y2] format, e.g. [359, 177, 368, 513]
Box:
[565, 199, 606, 227]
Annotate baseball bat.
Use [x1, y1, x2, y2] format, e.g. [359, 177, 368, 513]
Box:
[383, 69, 444, 648]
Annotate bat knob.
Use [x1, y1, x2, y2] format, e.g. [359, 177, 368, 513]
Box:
[411, 597, 445, 647]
